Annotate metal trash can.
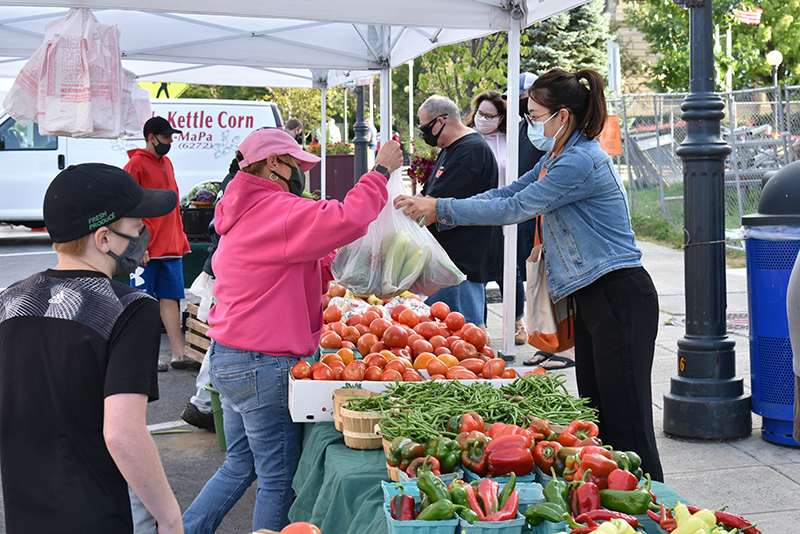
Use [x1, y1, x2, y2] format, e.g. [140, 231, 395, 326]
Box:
[742, 160, 800, 446]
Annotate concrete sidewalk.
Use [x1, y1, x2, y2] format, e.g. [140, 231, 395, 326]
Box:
[490, 240, 798, 533]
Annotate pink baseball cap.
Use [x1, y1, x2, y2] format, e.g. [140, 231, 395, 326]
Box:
[238, 128, 320, 172]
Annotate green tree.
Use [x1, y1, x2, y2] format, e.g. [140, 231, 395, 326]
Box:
[522, 0, 612, 78]
[625, 0, 800, 92]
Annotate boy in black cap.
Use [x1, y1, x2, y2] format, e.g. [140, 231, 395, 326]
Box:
[125, 116, 195, 371]
[0, 163, 184, 533]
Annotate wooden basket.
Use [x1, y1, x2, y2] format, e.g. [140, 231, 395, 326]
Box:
[340, 407, 382, 449]
[386, 463, 401, 482]
[184, 302, 211, 363]
[333, 389, 379, 432]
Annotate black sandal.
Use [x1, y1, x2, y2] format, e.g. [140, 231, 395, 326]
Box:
[538, 355, 575, 370]
[523, 350, 555, 366]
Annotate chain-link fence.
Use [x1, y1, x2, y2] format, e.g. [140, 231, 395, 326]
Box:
[609, 87, 800, 245]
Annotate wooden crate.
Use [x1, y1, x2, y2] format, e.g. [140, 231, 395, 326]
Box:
[184, 302, 211, 362]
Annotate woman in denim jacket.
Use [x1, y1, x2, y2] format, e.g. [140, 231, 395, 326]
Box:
[396, 68, 663, 480]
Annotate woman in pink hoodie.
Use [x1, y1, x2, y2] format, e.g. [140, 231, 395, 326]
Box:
[183, 129, 403, 533]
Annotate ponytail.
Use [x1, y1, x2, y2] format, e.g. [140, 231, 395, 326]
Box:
[528, 68, 608, 140]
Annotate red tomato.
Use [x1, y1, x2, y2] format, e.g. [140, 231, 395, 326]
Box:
[369, 318, 392, 338]
[361, 310, 380, 326]
[367, 305, 384, 317]
[430, 301, 451, 321]
[342, 361, 363, 381]
[414, 321, 440, 340]
[381, 369, 404, 382]
[330, 321, 346, 336]
[291, 361, 311, 380]
[481, 346, 496, 360]
[321, 294, 331, 310]
[459, 358, 485, 375]
[346, 314, 362, 327]
[364, 353, 388, 369]
[462, 326, 487, 351]
[429, 335, 448, 350]
[524, 367, 547, 376]
[419, 314, 435, 323]
[363, 365, 383, 381]
[311, 363, 334, 380]
[434, 347, 452, 356]
[445, 365, 467, 379]
[341, 326, 361, 344]
[319, 331, 342, 350]
[482, 358, 506, 379]
[280, 522, 322, 534]
[384, 358, 409, 374]
[426, 357, 449, 377]
[445, 311, 466, 332]
[390, 305, 410, 322]
[323, 305, 342, 323]
[429, 373, 447, 380]
[390, 347, 413, 361]
[438, 325, 451, 338]
[341, 340, 356, 350]
[398, 308, 420, 328]
[402, 369, 423, 382]
[371, 341, 388, 353]
[328, 361, 345, 380]
[354, 324, 369, 336]
[411, 339, 434, 358]
[357, 333, 379, 356]
[407, 333, 424, 347]
[452, 340, 478, 361]
[501, 369, 518, 379]
[452, 369, 480, 380]
[382, 325, 409, 348]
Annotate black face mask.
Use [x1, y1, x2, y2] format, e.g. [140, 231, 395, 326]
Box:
[273, 166, 306, 197]
[418, 115, 447, 147]
[153, 138, 171, 156]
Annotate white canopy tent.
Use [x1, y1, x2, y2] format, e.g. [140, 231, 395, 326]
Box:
[0, 0, 594, 355]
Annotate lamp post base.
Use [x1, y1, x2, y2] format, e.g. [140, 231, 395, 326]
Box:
[664, 378, 752, 439]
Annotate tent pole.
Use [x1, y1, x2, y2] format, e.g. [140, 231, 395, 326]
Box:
[321, 85, 327, 200]
[344, 87, 348, 143]
[499, 11, 521, 363]
[380, 66, 392, 146]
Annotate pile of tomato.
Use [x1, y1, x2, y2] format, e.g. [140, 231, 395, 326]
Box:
[291, 302, 517, 382]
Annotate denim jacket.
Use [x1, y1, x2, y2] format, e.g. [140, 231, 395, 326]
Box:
[435, 130, 642, 302]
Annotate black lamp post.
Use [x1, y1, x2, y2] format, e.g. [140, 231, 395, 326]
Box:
[663, 0, 752, 438]
[353, 85, 369, 180]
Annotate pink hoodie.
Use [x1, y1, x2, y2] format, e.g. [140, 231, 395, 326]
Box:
[207, 170, 388, 358]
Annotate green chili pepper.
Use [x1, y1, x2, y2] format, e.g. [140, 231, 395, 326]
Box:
[543, 467, 570, 514]
[417, 462, 450, 503]
[449, 480, 470, 509]
[497, 472, 517, 509]
[419, 491, 432, 512]
[599, 473, 657, 515]
[457, 506, 480, 525]
[525, 502, 567, 526]
[416, 499, 455, 521]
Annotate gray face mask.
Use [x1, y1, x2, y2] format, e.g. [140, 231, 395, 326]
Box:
[107, 226, 151, 278]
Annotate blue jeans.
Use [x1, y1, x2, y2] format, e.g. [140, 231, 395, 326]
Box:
[182, 342, 302, 533]
[425, 279, 486, 325]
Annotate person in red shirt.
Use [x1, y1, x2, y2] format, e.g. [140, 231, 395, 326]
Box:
[124, 116, 195, 372]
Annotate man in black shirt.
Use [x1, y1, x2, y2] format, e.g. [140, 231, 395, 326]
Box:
[417, 95, 503, 335]
[0, 164, 184, 533]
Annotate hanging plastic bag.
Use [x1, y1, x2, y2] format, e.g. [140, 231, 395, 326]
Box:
[331, 170, 465, 300]
[188, 272, 216, 323]
[120, 68, 152, 137]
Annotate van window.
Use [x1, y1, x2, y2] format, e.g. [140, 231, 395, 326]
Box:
[0, 118, 58, 150]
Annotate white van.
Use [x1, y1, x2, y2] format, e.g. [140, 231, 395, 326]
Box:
[0, 98, 283, 226]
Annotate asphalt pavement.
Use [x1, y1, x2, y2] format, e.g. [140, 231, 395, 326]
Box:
[0, 228, 797, 533]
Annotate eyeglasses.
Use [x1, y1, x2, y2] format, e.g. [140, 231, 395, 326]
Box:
[418, 114, 448, 134]
[523, 110, 560, 127]
[476, 110, 500, 120]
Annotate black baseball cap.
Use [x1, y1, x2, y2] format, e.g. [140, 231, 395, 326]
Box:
[44, 163, 178, 243]
[143, 116, 182, 137]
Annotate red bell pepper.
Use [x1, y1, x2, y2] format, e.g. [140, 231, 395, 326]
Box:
[570, 470, 601, 516]
[573, 453, 618, 490]
[578, 446, 613, 461]
[477, 479, 500, 516]
[461, 435, 491, 476]
[607, 468, 638, 491]
[487, 423, 535, 448]
[526, 417, 557, 441]
[557, 420, 599, 446]
[446, 412, 485, 435]
[405, 455, 441, 478]
[533, 440, 562, 473]
[484, 489, 519, 521]
[390, 485, 416, 521]
[485, 434, 535, 477]
[455, 430, 485, 449]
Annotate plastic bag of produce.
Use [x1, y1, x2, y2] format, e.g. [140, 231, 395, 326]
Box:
[331, 169, 465, 299]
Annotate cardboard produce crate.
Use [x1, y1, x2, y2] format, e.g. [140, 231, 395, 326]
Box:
[184, 302, 211, 363]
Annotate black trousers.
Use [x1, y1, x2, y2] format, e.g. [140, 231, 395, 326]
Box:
[573, 266, 664, 481]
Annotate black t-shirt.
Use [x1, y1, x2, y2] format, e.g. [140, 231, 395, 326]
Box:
[0, 269, 161, 534]
[422, 132, 503, 282]
[517, 120, 548, 279]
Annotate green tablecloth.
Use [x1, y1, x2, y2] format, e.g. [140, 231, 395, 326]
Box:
[288, 423, 686, 534]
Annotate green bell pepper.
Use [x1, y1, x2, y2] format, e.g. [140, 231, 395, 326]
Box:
[433, 438, 461, 473]
[416, 499, 456, 521]
[461, 435, 491, 476]
[543, 467, 570, 514]
[600, 473, 658, 515]
[386, 436, 411, 467]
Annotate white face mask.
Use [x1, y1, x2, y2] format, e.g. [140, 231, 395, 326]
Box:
[474, 114, 501, 134]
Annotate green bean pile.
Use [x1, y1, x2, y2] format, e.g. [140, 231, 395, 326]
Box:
[345, 374, 597, 442]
